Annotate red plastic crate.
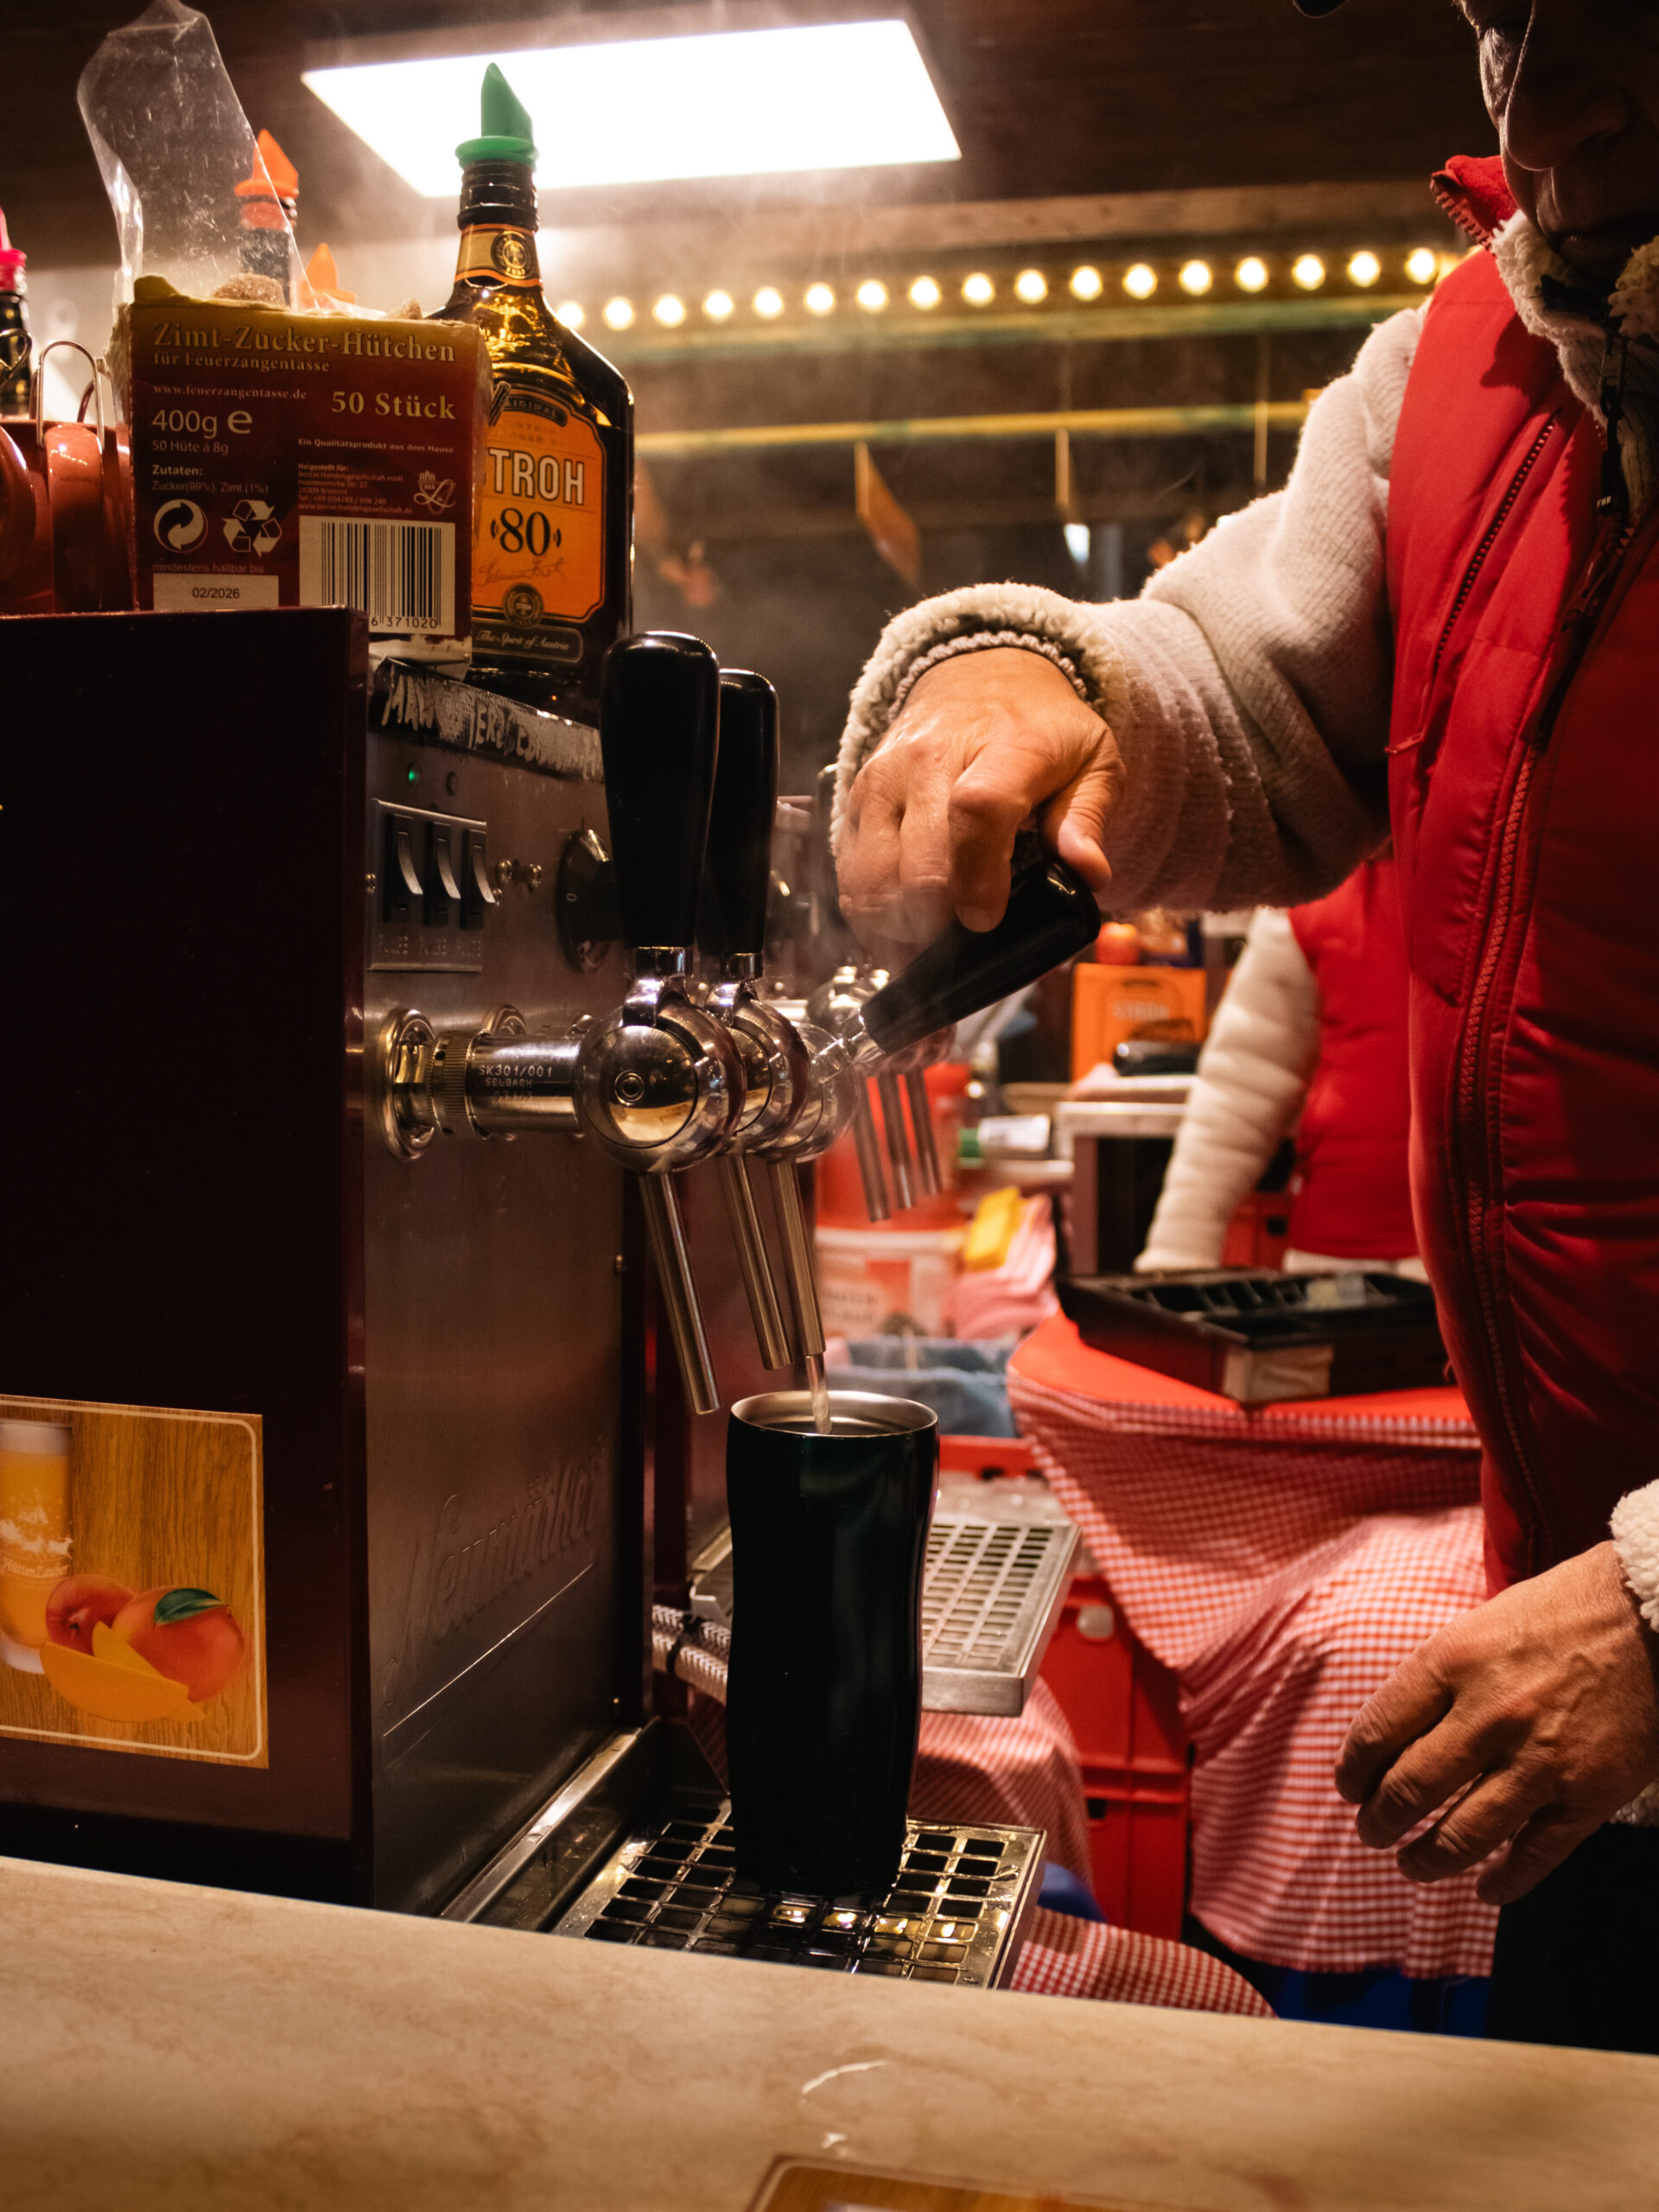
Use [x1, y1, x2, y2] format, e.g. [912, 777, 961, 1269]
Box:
[1039, 1573, 1191, 1938]
[938, 1433, 1041, 1479]
[1221, 1187, 1292, 1271]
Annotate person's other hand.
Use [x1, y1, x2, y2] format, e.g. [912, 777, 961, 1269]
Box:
[1335, 1541, 1659, 1905]
[836, 647, 1122, 948]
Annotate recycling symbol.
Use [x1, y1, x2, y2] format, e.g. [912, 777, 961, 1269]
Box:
[153, 498, 207, 550]
[223, 499, 282, 556]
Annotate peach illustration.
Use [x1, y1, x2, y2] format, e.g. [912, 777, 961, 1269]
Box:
[112, 1586, 245, 1703]
[40, 1635, 192, 1724]
[44, 1574, 134, 1655]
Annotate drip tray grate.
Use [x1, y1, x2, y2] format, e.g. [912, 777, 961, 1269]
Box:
[552, 1796, 1042, 1986]
[690, 1477, 1077, 1719]
[921, 1509, 1077, 1713]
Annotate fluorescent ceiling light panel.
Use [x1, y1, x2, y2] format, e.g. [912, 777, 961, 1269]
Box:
[303, 21, 959, 196]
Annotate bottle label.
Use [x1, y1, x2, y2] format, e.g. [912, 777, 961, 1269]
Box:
[454, 226, 541, 287]
[474, 388, 607, 629]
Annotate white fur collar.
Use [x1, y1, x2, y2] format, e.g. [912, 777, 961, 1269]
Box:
[1491, 211, 1659, 414]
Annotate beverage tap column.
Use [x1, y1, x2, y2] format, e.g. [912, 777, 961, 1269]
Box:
[875, 1065, 916, 1212]
[805, 963, 893, 1221]
[836, 854, 1103, 1213]
[575, 633, 745, 1416]
[804, 770, 894, 1221]
[713, 709, 861, 1379]
[701, 667, 801, 1375]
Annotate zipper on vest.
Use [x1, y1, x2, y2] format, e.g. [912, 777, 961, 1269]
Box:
[1451, 504, 1646, 1561]
[1428, 420, 1559, 688]
[1454, 743, 1543, 1538]
[1597, 333, 1630, 520]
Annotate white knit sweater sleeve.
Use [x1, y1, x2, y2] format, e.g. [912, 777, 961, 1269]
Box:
[1135, 911, 1319, 1271]
[836, 307, 1425, 912]
[1610, 1482, 1659, 1827]
[1612, 1485, 1659, 1635]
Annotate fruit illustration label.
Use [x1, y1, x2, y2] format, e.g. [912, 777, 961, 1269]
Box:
[0, 1397, 265, 1767]
[474, 390, 606, 626]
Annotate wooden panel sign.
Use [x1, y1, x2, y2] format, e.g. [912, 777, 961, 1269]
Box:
[0, 1396, 266, 1767]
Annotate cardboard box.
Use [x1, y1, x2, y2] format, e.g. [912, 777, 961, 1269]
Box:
[116, 281, 486, 647]
[1071, 963, 1209, 1081]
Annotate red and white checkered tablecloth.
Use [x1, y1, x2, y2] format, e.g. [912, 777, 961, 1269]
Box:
[910, 1678, 1092, 1882]
[1008, 1907, 1272, 2014]
[1008, 1317, 1499, 1982]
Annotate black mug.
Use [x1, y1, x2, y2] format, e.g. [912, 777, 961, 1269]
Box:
[725, 1388, 938, 1897]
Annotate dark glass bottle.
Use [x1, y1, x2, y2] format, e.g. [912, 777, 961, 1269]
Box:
[431, 66, 632, 723]
[0, 207, 30, 417]
[234, 130, 299, 303]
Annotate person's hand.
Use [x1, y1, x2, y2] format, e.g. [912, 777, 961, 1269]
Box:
[1335, 1541, 1659, 1905]
[836, 647, 1122, 949]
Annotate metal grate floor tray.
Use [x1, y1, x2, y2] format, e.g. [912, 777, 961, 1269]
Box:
[690, 1475, 1077, 1719]
[551, 1793, 1042, 1987]
[922, 1479, 1078, 1715]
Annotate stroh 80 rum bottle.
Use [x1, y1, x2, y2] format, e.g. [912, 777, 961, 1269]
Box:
[434, 66, 632, 721]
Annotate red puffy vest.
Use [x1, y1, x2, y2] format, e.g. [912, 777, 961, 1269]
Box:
[1287, 857, 1416, 1262]
[1389, 157, 1659, 1591]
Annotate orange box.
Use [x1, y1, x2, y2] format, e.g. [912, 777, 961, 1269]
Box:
[1071, 963, 1208, 1081]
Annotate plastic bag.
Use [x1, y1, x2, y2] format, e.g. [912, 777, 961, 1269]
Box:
[77, 0, 299, 304]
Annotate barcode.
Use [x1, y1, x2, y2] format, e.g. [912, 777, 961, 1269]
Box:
[299, 517, 454, 634]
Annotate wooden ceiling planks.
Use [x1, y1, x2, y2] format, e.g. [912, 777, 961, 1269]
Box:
[3, 0, 1491, 269]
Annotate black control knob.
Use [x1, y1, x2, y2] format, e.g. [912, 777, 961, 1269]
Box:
[702, 669, 778, 963]
[599, 632, 721, 953]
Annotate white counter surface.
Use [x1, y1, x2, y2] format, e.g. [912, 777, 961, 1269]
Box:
[3, 1853, 1655, 2211]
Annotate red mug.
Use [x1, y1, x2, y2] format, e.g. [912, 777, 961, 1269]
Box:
[0, 341, 131, 614]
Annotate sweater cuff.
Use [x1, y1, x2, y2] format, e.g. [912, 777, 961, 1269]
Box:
[1611, 1480, 1659, 1634]
[833, 582, 1133, 853]
[1610, 1481, 1659, 1827]
[889, 631, 1089, 724]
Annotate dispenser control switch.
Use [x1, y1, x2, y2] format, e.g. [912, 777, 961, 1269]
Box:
[425, 823, 462, 929]
[383, 815, 425, 926]
[461, 829, 496, 930]
[372, 797, 489, 973]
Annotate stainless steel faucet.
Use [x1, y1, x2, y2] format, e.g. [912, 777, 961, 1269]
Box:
[809, 853, 1103, 1222]
[372, 635, 1102, 1415]
[374, 633, 746, 1416]
[700, 668, 861, 1384]
[700, 669, 809, 1374]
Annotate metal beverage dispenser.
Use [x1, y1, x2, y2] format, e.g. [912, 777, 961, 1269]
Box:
[1, 607, 1094, 1969]
[1, 608, 649, 1910]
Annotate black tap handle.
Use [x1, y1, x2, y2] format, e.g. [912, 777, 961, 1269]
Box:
[599, 631, 721, 951]
[861, 853, 1101, 1057]
[702, 669, 779, 962]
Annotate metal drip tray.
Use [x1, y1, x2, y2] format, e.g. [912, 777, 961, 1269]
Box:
[922, 1481, 1079, 1715]
[551, 1794, 1042, 1986]
[690, 1476, 1077, 1719]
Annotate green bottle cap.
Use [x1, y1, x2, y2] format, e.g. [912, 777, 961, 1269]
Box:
[456, 62, 537, 168]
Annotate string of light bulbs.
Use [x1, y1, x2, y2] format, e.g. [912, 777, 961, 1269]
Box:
[573, 246, 1448, 335]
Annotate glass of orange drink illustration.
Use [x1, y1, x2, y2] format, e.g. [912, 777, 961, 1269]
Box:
[0, 1421, 72, 1673]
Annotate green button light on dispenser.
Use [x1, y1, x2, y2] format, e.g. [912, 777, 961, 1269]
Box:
[406, 764, 420, 784]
